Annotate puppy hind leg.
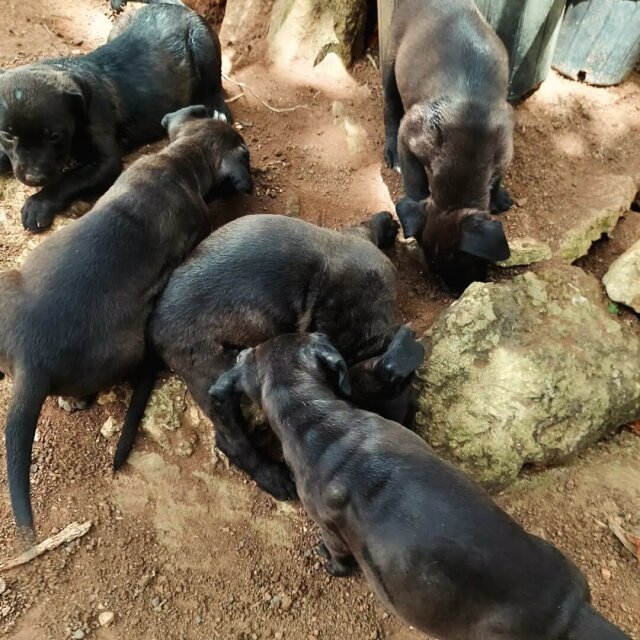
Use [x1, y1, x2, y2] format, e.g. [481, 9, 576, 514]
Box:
[316, 525, 357, 577]
[189, 18, 233, 123]
[113, 351, 162, 471]
[0, 151, 12, 175]
[382, 61, 404, 171]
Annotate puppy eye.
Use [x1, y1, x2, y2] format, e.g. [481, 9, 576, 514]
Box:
[49, 132, 63, 143]
[0, 131, 15, 146]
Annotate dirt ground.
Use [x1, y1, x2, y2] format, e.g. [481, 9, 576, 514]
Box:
[1, 1, 639, 638]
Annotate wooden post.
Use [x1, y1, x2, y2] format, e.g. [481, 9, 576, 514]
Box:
[377, 0, 396, 72]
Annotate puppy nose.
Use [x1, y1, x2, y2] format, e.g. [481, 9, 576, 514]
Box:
[24, 172, 46, 186]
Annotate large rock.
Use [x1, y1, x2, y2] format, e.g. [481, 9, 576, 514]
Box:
[603, 239, 640, 313]
[416, 265, 640, 489]
[268, 0, 367, 68]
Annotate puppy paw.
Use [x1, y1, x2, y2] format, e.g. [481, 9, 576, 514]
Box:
[58, 395, 94, 413]
[370, 211, 400, 249]
[325, 559, 356, 577]
[395, 196, 425, 239]
[21, 195, 58, 232]
[384, 140, 400, 171]
[490, 184, 514, 214]
[254, 462, 298, 501]
[315, 542, 357, 576]
[315, 542, 331, 560]
[212, 110, 229, 123]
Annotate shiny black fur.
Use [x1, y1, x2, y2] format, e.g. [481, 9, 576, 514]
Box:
[0, 2, 229, 231]
[210, 333, 630, 640]
[0, 108, 251, 542]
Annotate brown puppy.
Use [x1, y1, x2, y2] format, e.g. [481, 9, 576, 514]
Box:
[383, 0, 513, 294]
[210, 333, 630, 640]
[0, 106, 251, 542]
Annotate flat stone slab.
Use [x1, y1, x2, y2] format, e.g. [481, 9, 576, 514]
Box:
[556, 173, 637, 262]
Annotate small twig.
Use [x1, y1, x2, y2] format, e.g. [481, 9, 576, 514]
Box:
[608, 517, 640, 563]
[222, 73, 313, 114]
[0, 521, 92, 572]
[366, 52, 378, 70]
[225, 92, 245, 104]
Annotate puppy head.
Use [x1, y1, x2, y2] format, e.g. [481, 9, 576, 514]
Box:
[209, 334, 352, 414]
[422, 203, 510, 295]
[0, 67, 90, 187]
[208, 347, 263, 426]
[162, 105, 253, 195]
[401, 101, 514, 210]
[161, 104, 210, 140]
[349, 325, 424, 428]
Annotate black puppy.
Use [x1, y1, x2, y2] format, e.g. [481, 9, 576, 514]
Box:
[210, 333, 630, 640]
[113, 213, 424, 501]
[0, 106, 251, 541]
[383, 0, 513, 293]
[0, 1, 229, 231]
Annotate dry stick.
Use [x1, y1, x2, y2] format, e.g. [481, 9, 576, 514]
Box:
[366, 52, 378, 70]
[222, 73, 313, 114]
[225, 93, 245, 104]
[0, 521, 92, 572]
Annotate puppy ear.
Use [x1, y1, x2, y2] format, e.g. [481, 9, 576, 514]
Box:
[376, 326, 425, 385]
[209, 368, 241, 404]
[459, 214, 510, 262]
[220, 146, 253, 194]
[66, 74, 92, 118]
[312, 335, 351, 397]
[395, 196, 426, 239]
[161, 105, 209, 133]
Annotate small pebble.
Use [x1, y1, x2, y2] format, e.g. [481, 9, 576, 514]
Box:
[100, 416, 121, 439]
[601, 568, 612, 581]
[72, 630, 85, 640]
[0, 578, 6, 595]
[98, 611, 114, 627]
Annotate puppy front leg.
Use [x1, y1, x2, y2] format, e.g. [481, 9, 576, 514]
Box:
[398, 138, 430, 202]
[489, 177, 514, 214]
[21, 133, 122, 232]
[382, 61, 404, 170]
[213, 395, 298, 501]
[316, 525, 357, 577]
[0, 151, 11, 175]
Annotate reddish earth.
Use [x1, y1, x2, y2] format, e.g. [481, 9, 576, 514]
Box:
[0, 1, 639, 639]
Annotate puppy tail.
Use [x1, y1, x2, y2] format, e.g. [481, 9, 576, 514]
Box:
[567, 604, 630, 640]
[112, 352, 161, 471]
[5, 370, 48, 543]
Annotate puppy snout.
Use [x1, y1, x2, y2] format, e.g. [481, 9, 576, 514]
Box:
[23, 172, 47, 187]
